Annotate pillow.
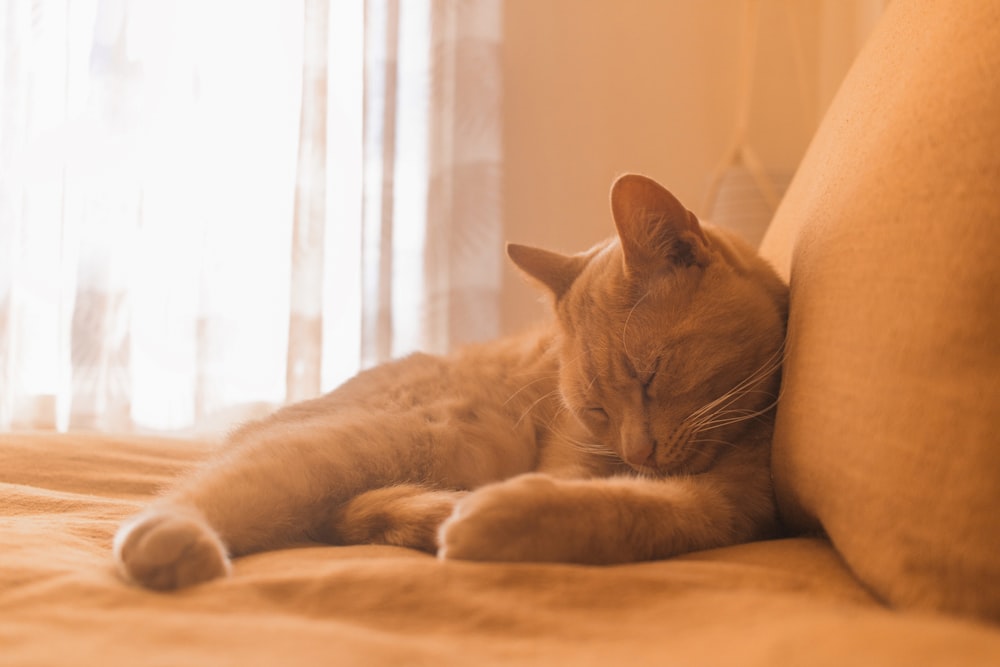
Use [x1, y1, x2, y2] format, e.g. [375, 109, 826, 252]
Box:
[760, 0, 1000, 622]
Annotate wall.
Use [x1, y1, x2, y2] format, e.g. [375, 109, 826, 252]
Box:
[499, 0, 883, 334]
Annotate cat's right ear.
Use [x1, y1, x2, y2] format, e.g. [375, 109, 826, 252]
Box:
[610, 174, 709, 275]
[507, 243, 587, 300]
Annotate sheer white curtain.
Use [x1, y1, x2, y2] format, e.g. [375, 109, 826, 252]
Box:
[0, 0, 502, 433]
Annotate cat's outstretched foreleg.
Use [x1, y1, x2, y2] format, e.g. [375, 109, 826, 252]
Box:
[114, 405, 535, 589]
[113, 484, 465, 590]
[114, 424, 422, 590]
[438, 450, 777, 564]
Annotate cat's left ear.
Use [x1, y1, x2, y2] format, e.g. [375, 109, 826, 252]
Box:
[610, 174, 710, 275]
[507, 243, 588, 300]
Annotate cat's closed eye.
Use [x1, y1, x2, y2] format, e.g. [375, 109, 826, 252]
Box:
[585, 407, 610, 424]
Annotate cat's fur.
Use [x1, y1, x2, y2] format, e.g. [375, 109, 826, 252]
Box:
[114, 174, 788, 590]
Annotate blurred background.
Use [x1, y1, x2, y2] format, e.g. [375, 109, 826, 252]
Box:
[0, 0, 885, 433]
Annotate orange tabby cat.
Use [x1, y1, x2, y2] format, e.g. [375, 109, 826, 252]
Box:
[114, 174, 788, 590]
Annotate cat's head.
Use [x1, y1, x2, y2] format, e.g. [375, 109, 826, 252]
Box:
[508, 174, 788, 475]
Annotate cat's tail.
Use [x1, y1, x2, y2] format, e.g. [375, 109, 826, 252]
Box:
[113, 505, 231, 591]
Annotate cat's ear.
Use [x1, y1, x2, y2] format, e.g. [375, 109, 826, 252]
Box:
[610, 174, 709, 274]
[507, 243, 587, 300]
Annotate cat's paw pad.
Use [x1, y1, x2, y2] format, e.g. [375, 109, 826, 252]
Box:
[114, 508, 230, 590]
[437, 473, 564, 563]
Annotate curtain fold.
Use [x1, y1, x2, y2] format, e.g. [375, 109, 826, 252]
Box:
[360, 0, 504, 364]
[286, 0, 330, 404]
[360, 0, 400, 368]
[0, 0, 503, 433]
[425, 1, 503, 352]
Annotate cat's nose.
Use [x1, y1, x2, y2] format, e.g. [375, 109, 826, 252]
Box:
[622, 436, 655, 467]
[620, 413, 655, 467]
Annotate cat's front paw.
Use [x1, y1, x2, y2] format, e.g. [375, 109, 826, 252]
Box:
[114, 507, 230, 590]
[437, 473, 577, 563]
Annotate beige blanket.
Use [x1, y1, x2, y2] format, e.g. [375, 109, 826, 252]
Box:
[2, 432, 999, 666]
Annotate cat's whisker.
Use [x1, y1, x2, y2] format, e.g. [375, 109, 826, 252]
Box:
[692, 391, 778, 420]
[544, 404, 574, 430]
[684, 344, 785, 427]
[686, 384, 775, 432]
[504, 374, 561, 406]
[546, 418, 617, 457]
[684, 382, 780, 440]
[559, 431, 620, 460]
[514, 389, 564, 428]
[688, 437, 740, 452]
[685, 373, 769, 423]
[690, 396, 780, 433]
[688, 351, 782, 418]
[574, 446, 620, 461]
[692, 409, 761, 426]
[691, 407, 768, 432]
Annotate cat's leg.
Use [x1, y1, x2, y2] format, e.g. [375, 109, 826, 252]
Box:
[330, 485, 468, 553]
[114, 424, 429, 590]
[438, 452, 777, 564]
[115, 407, 535, 589]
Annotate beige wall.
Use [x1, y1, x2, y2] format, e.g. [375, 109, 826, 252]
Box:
[499, 0, 883, 334]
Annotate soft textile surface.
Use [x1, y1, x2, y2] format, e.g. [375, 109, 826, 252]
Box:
[2, 432, 1000, 666]
[759, 0, 1000, 621]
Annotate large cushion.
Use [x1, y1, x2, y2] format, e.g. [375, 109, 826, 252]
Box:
[760, 0, 1000, 621]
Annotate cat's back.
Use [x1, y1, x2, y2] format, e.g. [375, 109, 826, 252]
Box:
[218, 329, 562, 487]
[244, 328, 560, 433]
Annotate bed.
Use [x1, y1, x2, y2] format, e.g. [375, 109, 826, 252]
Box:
[2, 431, 998, 666]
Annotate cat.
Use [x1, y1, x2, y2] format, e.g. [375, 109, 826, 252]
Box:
[114, 174, 788, 590]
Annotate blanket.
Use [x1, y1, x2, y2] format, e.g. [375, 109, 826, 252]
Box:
[2, 432, 999, 666]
